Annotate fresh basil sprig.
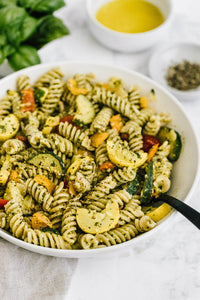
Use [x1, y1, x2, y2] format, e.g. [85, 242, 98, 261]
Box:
[28, 15, 69, 49]
[0, 0, 69, 71]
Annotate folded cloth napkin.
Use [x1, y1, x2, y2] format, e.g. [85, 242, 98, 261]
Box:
[0, 238, 77, 300]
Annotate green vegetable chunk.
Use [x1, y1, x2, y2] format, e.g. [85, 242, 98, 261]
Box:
[28, 152, 66, 178]
[74, 94, 95, 125]
[34, 87, 48, 106]
[141, 161, 153, 205]
[126, 175, 139, 195]
[157, 127, 182, 162]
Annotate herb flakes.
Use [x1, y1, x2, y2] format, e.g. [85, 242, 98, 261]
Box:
[166, 60, 200, 91]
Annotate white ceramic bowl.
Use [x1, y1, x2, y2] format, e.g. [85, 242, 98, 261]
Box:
[0, 61, 199, 258]
[149, 42, 200, 101]
[86, 0, 173, 52]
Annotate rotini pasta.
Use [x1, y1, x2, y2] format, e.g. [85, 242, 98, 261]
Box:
[0, 68, 182, 251]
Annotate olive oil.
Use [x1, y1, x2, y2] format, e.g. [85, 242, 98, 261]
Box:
[96, 0, 165, 33]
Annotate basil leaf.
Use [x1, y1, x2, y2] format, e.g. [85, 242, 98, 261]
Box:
[0, 33, 6, 47]
[7, 45, 40, 71]
[20, 15, 37, 42]
[0, 50, 4, 64]
[0, 7, 37, 46]
[0, 0, 17, 8]
[2, 44, 16, 57]
[28, 15, 69, 49]
[18, 0, 65, 14]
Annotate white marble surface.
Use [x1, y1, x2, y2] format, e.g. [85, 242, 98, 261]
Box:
[1, 1, 200, 299]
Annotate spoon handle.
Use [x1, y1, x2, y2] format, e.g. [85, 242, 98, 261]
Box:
[160, 194, 200, 230]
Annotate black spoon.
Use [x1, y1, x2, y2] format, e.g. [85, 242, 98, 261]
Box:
[158, 194, 200, 229]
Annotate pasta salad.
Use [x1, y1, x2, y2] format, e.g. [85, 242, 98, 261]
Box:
[0, 67, 182, 250]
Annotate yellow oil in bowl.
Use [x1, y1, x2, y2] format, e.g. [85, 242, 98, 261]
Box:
[96, 0, 165, 34]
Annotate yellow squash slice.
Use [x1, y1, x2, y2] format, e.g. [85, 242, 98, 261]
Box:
[107, 138, 147, 168]
[142, 201, 171, 222]
[76, 200, 119, 234]
[0, 114, 19, 142]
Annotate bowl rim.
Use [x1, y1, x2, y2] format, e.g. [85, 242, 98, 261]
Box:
[86, 0, 174, 37]
[148, 41, 200, 97]
[0, 60, 199, 258]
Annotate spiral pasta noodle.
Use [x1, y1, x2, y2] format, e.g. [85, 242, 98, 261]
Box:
[41, 78, 64, 115]
[90, 107, 114, 133]
[17, 75, 32, 91]
[2, 139, 26, 155]
[49, 182, 70, 229]
[61, 207, 77, 245]
[0, 96, 12, 117]
[92, 86, 135, 119]
[26, 178, 53, 212]
[58, 121, 94, 150]
[35, 67, 64, 88]
[25, 228, 71, 249]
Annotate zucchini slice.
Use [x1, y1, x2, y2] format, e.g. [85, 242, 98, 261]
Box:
[126, 175, 139, 195]
[28, 152, 66, 177]
[157, 127, 182, 162]
[73, 94, 95, 125]
[141, 161, 153, 205]
[34, 87, 48, 106]
[0, 114, 19, 142]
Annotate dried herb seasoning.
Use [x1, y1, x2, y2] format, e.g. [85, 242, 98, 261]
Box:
[165, 60, 200, 91]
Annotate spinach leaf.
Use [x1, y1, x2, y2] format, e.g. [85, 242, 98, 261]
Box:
[28, 15, 69, 49]
[0, 7, 37, 46]
[0, 0, 17, 8]
[18, 0, 65, 14]
[7, 45, 40, 71]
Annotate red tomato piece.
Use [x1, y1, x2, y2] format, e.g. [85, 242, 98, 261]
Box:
[16, 135, 29, 146]
[59, 115, 81, 129]
[143, 135, 160, 152]
[99, 161, 115, 170]
[60, 116, 74, 124]
[21, 89, 36, 112]
[120, 133, 129, 141]
[0, 199, 9, 209]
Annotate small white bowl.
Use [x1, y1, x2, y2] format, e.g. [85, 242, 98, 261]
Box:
[149, 42, 200, 101]
[86, 0, 173, 52]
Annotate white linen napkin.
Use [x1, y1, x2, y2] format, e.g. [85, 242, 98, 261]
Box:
[0, 238, 77, 300]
